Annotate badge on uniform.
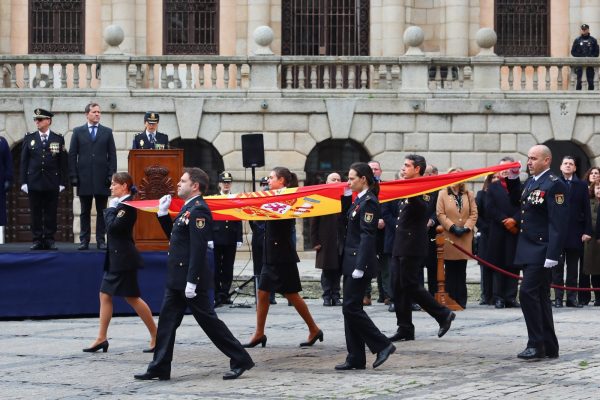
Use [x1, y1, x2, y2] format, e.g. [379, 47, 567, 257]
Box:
[196, 218, 205, 229]
[117, 210, 126, 218]
[351, 204, 360, 219]
[423, 194, 430, 202]
[527, 189, 545, 204]
[555, 193, 565, 205]
[139, 139, 144, 147]
[30, 139, 35, 147]
[364, 212, 373, 223]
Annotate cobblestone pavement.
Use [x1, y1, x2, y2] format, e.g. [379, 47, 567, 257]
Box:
[2, 297, 600, 399]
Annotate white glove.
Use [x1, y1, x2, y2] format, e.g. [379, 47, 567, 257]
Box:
[207, 241, 214, 249]
[59, 185, 65, 192]
[544, 259, 558, 268]
[109, 197, 119, 208]
[236, 241, 243, 249]
[344, 187, 353, 196]
[351, 269, 364, 279]
[185, 282, 197, 298]
[21, 184, 28, 194]
[158, 194, 172, 216]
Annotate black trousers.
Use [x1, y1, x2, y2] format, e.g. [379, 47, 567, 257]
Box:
[519, 264, 558, 353]
[28, 189, 59, 243]
[392, 256, 450, 333]
[321, 268, 342, 301]
[445, 259, 468, 308]
[79, 194, 108, 244]
[492, 266, 519, 303]
[342, 275, 390, 366]
[424, 239, 438, 296]
[575, 66, 595, 90]
[552, 249, 580, 303]
[147, 288, 253, 375]
[214, 244, 237, 302]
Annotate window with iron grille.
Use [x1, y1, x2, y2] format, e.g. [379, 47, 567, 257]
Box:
[164, 0, 219, 55]
[29, 0, 85, 54]
[495, 0, 549, 56]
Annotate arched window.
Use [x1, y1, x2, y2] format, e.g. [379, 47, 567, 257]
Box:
[544, 140, 591, 179]
[169, 138, 224, 194]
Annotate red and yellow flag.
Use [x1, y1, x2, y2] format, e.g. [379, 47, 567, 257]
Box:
[125, 162, 519, 221]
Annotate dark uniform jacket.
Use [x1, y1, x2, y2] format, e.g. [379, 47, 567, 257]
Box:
[68, 123, 117, 196]
[511, 172, 569, 266]
[392, 194, 431, 258]
[103, 195, 143, 272]
[20, 130, 68, 191]
[571, 34, 600, 58]
[158, 195, 213, 291]
[132, 131, 169, 149]
[381, 200, 398, 255]
[212, 219, 243, 245]
[561, 175, 592, 250]
[342, 190, 380, 277]
[485, 180, 520, 267]
[264, 219, 300, 265]
[0, 136, 12, 225]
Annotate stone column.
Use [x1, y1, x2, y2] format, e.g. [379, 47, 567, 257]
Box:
[472, 28, 501, 93]
[401, 26, 429, 92]
[382, 0, 405, 56]
[98, 25, 129, 94]
[0, 1, 11, 54]
[247, 0, 270, 54]
[249, 26, 281, 97]
[146, 0, 162, 55]
[580, 1, 600, 39]
[445, 0, 469, 56]
[112, 0, 136, 54]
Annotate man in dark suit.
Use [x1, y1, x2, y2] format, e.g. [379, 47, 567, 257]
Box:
[134, 168, 254, 381]
[423, 165, 440, 297]
[131, 112, 169, 149]
[210, 171, 243, 307]
[0, 134, 13, 237]
[388, 154, 455, 342]
[552, 156, 592, 308]
[20, 108, 68, 250]
[510, 145, 568, 360]
[68, 103, 117, 250]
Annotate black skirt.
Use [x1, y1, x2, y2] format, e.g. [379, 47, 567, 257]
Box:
[100, 270, 141, 297]
[258, 262, 302, 294]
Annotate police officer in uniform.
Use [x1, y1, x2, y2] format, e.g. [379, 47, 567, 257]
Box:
[388, 154, 455, 342]
[510, 145, 568, 360]
[132, 112, 169, 149]
[20, 108, 68, 250]
[210, 171, 243, 306]
[571, 24, 600, 90]
[134, 168, 254, 381]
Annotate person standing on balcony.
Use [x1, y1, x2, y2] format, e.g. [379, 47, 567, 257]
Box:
[571, 23, 599, 90]
[20, 108, 68, 250]
[132, 112, 169, 149]
[68, 103, 117, 250]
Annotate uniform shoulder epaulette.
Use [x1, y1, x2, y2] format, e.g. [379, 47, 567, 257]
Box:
[24, 131, 35, 137]
[549, 174, 559, 181]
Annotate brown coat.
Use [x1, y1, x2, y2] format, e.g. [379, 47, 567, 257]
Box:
[436, 188, 478, 260]
[310, 213, 341, 271]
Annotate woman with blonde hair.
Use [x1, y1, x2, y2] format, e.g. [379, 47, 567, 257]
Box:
[436, 167, 478, 308]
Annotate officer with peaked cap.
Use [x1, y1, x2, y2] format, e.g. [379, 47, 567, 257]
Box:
[20, 108, 68, 250]
[132, 112, 169, 150]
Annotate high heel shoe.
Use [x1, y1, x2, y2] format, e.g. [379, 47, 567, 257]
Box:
[243, 335, 267, 348]
[82, 340, 109, 353]
[142, 347, 155, 353]
[300, 330, 323, 347]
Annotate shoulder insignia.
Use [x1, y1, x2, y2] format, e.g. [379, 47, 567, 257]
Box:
[365, 195, 371, 201]
[555, 193, 565, 205]
[422, 194, 431, 202]
[30, 139, 36, 147]
[117, 210, 126, 218]
[25, 131, 34, 137]
[549, 174, 558, 181]
[364, 212, 374, 223]
[195, 200, 200, 206]
[196, 217, 205, 229]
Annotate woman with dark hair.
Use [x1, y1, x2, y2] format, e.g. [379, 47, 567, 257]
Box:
[475, 174, 494, 305]
[244, 167, 323, 348]
[336, 162, 394, 370]
[583, 179, 600, 305]
[583, 167, 600, 196]
[83, 172, 157, 353]
[580, 167, 600, 304]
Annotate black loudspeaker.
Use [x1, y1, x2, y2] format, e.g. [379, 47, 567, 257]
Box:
[241, 134, 265, 168]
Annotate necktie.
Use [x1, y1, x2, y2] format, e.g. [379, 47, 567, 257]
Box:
[90, 125, 97, 141]
[41, 134, 47, 146]
[149, 133, 156, 145]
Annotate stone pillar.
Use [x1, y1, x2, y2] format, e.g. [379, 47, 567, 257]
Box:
[445, 0, 469, 56]
[382, 0, 405, 56]
[247, 0, 270, 54]
[98, 25, 129, 94]
[112, 0, 136, 54]
[249, 26, 280, 96]
[401, 26, 429, 91]
[580, 1, 600, 40]
[0, 1, 11, 54]
[146, 0, 162, 55]
[472, 28, 501, 92]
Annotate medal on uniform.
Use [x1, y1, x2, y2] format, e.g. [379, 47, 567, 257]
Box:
[30, 139, 35, 147]
[351, 204, 360, 218]
[527, 189, 545, 204]
[155, 143, 165, 150]
[49, 142, 60, 155]
[117, 210, 125, 218]
[139, 139, 144, 147]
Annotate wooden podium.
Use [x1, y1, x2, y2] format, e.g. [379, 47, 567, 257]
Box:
[128, 149, 184, 251]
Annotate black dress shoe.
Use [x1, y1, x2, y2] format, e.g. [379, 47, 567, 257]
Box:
[30, 242, 44, 250]
[82, 340, 109, 353]
[388, 330, 415, 342]
[411, 303, 422, 311]
[479, 299, 488, 305]
[495, 299, 505, 309]
[517, 347, 545, 360]
[243, 335, 267, 348]
[300, 329, 323, 347]
[566, 300, 583, 308]
[269, 298, 278, 305]
[323, 298, 332, 306]
[553, 299, 563, 308]
[373, 343, 396, 368]
[438, 312, 456, 338]
[97, 242, 107, 250]
[334, 361, 366, 370]
[594, 299, 600, 307]
[134, 371, 170, 381]
[78, 242, 89, 250]
[142, 347, 155, 353]
[388, 303, 395, 312]
[45, 241, 58, 250]
[223, 364, 253, 380]
[505, 300, 520, 308]
[546, 350, 559, 359]
[332, 298, 342, 306]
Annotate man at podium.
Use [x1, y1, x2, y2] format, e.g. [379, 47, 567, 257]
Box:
[132, 112, 169, 150]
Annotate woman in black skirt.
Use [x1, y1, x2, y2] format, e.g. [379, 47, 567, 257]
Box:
[244, 167, 323, 348]
[83, 172, 157, 353]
